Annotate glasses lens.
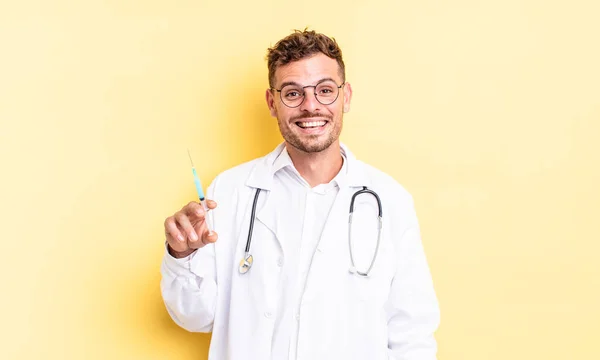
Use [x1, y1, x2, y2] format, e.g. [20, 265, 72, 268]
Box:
[315, 81, 340, 105]
[280, 85, 304, 107]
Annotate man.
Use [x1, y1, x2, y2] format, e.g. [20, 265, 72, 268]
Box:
[161, 29, 440, 359]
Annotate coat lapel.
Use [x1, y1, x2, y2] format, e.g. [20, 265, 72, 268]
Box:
[254, 188, 284, 255]
[244, 142, 287, 257]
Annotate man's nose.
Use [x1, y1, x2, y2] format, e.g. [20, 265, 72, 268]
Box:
[300, 88, 321, 112]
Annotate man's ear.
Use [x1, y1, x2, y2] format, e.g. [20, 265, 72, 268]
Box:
[265, 89, 277, 118]
[342, 82, 353, 113]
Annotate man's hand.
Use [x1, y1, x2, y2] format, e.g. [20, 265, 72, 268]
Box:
[164, 200, 218, 258]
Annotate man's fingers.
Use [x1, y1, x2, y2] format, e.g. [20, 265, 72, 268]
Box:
[184, 201, 206, 220]
[187, 224, 218, 249]
[165, 217, 185, 241]
[164, 216, 187, 252]
[205, 199, 217, 210]
[165, 200, 218, 251]
[184, 200, 217, 219]
[174, 211, 198, 242]
[201, 229, 218, 246]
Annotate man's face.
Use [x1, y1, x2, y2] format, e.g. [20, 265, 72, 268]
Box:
[266, 53, 352, 154]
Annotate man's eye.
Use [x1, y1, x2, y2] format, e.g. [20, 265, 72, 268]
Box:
[285, 91, 302, 98]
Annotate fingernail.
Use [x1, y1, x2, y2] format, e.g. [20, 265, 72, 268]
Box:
[177, 234, 184, 242]
[191, 232, 198, 241]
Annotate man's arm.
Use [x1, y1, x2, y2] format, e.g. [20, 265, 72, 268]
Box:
[386, 197, 440, 359]
[160, 179, 220, 333]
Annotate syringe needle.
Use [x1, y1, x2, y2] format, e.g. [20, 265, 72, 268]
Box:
[187, 148, 195, 168]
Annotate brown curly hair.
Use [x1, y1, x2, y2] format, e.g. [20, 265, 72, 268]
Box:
[266, 29, 346, 88]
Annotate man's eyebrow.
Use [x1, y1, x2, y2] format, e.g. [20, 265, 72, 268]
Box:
[277, 81, 301, 89]
[276, 77, 337, 89]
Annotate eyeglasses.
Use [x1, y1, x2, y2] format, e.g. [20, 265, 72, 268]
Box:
[271, 79, 345, 108]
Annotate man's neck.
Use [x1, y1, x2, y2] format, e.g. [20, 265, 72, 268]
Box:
[285, 141, 343, 188]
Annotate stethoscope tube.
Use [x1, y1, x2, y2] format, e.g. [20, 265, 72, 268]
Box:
[239, 188, 261, 274]
[245, 188, 262, 253]
[348, 186, 383, 277]
[349, 186, 382, 217]
[238, 186, 383, 277]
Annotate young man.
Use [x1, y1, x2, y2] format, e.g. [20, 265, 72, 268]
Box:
[161, 29, 440, 360]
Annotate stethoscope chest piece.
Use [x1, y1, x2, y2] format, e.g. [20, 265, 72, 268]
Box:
[239, 253, 253, 274]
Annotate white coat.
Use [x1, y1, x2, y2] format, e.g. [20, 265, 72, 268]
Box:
[160, 142, 440, 360]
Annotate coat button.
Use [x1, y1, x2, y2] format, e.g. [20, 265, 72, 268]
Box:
[264, 312, 272, 319]
[277, 258, 284, 267]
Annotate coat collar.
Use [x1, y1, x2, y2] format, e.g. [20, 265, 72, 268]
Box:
[245, 142, 371, 190]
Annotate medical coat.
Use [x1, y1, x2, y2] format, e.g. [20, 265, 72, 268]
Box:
[160, 142, 440, 360]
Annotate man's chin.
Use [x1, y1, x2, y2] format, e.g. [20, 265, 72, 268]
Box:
[289, 139, 336, 154]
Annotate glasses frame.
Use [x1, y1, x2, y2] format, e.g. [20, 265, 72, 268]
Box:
[271, 79, 346, 108]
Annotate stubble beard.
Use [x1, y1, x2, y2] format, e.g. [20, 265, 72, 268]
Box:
[277, 114, 342, 153]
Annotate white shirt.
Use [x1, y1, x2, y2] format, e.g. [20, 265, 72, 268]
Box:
[269, 147, 347, 359]
[160, 142, 440, 360]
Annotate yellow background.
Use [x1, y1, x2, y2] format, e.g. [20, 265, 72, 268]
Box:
[1, 0, 598, 359]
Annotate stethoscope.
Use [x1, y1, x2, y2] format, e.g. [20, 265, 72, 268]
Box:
[238, 186, 383, 277]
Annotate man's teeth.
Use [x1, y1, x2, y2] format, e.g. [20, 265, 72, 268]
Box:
[297, 121, 326, 128]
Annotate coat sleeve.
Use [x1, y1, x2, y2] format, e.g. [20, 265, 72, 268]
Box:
[386, 195, 440, 359]
[159, 178, 220, 333]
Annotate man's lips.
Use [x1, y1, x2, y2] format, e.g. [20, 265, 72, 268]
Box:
[295, 119, 328, 128]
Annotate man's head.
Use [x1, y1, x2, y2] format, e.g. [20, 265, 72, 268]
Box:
[265, 29, 352, 154]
